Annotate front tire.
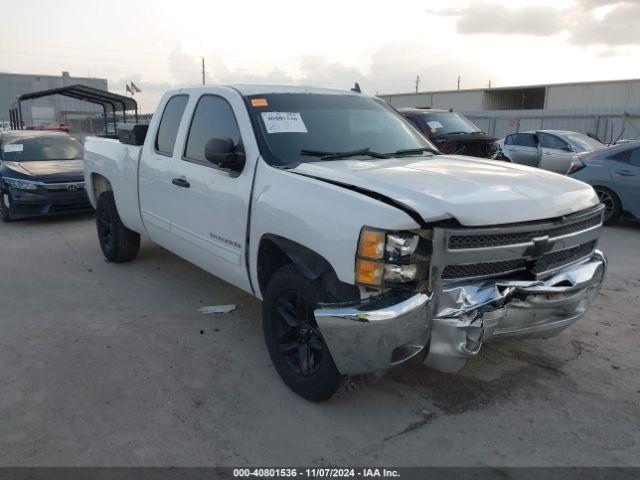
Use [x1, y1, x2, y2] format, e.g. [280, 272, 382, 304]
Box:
[0, 193, 12, 223]
[594, 187, 621, 225]
[262, 264, 343, 402]
[96, 191, 140, 262]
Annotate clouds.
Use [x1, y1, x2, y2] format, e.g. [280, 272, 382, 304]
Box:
[435, 4, 564, 36]
[430, 0, 640, 47]
[100, 0, 639, 112]
[570, 1, 640, 47]
[171, 41, 489, 93]
[118, 39, 489, 110]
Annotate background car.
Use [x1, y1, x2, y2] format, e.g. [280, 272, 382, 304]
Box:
[0, 131, 91, 222]
[26, 122, 71, 133]
[570, 140, 640, 224]
[497, 130, 606, 174]
[398, 108, 498, 158]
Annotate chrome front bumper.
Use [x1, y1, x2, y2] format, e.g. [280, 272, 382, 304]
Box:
[314, 251, 606, 376]
[314, 293, 432, 375]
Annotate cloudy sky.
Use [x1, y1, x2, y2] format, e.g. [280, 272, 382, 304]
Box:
[1, 0, 639, 112]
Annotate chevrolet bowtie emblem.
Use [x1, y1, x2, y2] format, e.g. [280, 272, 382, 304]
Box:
[523, 236, 555, 259]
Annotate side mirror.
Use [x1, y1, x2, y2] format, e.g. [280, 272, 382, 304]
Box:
[204, 137, 245, 171]
[563, 144, 574, 152]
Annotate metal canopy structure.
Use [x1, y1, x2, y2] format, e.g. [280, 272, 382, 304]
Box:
[8, 84, 138, 133]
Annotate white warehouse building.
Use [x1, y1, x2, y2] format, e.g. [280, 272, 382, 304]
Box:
[378, 78, 640, 142]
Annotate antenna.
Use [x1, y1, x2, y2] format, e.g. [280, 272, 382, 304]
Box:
[613, 127, 625, 145]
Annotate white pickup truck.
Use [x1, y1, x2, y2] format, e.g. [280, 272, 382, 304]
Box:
[84, 85, 606, 401]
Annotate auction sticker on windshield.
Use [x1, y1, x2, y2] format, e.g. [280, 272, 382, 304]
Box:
[261, 112, 308, 134]
[3, 144, 23, 153]
[427, 121, 443, 129]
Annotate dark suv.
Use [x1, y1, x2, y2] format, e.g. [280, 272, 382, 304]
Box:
[398, 108, 497, 158]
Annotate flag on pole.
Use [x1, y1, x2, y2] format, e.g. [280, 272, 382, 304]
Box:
[130, 82, 142, 94]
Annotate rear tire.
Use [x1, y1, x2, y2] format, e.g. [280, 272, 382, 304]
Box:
[262, 264, 344, 402]
[96, 191, 140, 262]
[0, 192, 12, 223]
[594, 187, 621, 225]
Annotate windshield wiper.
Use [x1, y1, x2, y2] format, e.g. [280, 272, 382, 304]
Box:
[300, 148, 388, 161]
[389, 147, 439, 156]
[440, 131, 470, 136]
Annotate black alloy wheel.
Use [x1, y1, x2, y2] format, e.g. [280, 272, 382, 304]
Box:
[95, 191, 140, 262]
[96, 203, 113, 252]
[262, 264, 343, 401]
[273, 290, 324, 377]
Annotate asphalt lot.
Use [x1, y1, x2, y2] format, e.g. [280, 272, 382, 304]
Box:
[0, 215, 638, 467]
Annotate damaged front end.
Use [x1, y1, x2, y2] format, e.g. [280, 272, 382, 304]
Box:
[315, 204, 606, 376]
[425, 251, 605, 372]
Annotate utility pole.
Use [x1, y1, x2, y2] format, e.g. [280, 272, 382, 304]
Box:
[488, 80, 492, 89]
[415, 75, 420, 93]
[202, 57, 206, 85]
[457, 75, 461, 91]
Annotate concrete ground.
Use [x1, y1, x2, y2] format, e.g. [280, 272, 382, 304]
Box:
[0, 215, 638, 467]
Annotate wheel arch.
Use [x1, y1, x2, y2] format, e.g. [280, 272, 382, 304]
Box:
[89, 173, 113, 207]
[591, 184, 622, 204]
[256, 234, 359, 302]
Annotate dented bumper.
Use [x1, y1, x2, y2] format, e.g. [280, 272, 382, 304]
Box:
[314, 251, 605, 376]
[425, 250, 606, 372]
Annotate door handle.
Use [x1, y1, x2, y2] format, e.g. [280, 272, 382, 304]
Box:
[615, 170, 634, 177]
[172, 178, 191, 188]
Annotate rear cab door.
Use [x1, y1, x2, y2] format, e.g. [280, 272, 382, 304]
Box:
[538, 132, 573, 174]
[609, 147, 640, 218]
[139, 93, 190, 247]
[503, 133, 538, 167]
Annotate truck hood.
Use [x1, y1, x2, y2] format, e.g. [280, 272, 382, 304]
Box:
[292, 155, 599, 226]
[1, 160, 84, 183]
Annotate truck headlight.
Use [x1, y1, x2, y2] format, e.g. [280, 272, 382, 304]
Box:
[356, 227, 431, 288]
[386, 232, 420, 256]
[4, 178, 39, 190]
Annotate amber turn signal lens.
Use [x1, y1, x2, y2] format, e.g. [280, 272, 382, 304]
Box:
[356, 259, 384, 286]
[358, 229, 385, 260]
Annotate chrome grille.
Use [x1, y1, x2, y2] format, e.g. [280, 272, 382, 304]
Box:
[447, 209, 602, 250]
[442, 259, 526, 280]
[430, 205, 604, 288]
[442, 241, 597, 280]
[531, 241, 597, 275]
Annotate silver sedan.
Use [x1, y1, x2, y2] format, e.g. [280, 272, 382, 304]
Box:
[570, 141, 640, 224]
[497, 130, 605, 174]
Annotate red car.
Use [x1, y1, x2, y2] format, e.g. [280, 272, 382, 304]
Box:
[398, 108, 498, 158]
[26, 123, 70, 133]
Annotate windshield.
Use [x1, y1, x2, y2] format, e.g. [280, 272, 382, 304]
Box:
[247, 93, 436, 166]
[564, 133, 605, 152]
[419, 112, 482, 136]
[1, 135, 83, 162]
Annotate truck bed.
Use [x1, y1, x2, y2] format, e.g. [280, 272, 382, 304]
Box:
[83, 136, 145, 234]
